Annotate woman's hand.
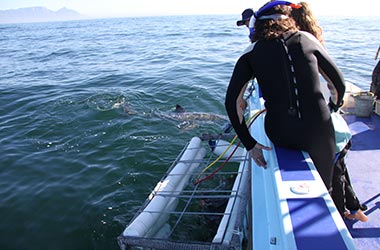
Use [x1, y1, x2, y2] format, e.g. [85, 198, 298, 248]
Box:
[248, 143, 272, 168]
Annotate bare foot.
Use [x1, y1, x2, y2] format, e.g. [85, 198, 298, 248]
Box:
[344, 210, 368, 222]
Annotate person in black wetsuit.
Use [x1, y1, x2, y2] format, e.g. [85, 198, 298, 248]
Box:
[371, 46, 380, 99]
[291, 1, 368, 222]
[225, 1, 345, 191]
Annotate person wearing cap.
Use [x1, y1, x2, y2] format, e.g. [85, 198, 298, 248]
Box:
[237, 8, 256, 43]
[236, 8, 254, 27]
[225, 1, 346, 192]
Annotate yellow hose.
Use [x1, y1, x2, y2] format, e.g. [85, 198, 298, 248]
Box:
[195, 109, 265, 182]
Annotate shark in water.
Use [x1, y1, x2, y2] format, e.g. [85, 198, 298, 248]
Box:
[110, 100, 228, 130]
[157, 104, 229, 130]
[159, 104, 228, 121]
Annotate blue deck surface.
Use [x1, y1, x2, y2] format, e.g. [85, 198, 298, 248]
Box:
[343, 113, 380, 249]
[276, 147, 315, 181]
[274, 146, 353, 250]
[288, 197, 348, 250]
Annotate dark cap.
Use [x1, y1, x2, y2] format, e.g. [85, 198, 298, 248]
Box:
[236, 9, 254, 26]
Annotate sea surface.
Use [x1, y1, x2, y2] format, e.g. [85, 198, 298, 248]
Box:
[0, 15, 379, 250]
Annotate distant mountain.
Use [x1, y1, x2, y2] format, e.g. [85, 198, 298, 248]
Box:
[0, 7, 85, 24]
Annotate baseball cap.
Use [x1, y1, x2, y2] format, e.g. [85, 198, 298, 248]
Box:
[236, 9, 254, 26]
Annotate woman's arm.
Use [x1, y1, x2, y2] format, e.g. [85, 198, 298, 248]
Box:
[225, 54, 257, 150]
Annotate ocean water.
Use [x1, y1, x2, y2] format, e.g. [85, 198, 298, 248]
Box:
[0, 15, 379, 250]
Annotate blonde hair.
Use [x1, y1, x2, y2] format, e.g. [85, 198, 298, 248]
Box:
[291, 2, 324, 45]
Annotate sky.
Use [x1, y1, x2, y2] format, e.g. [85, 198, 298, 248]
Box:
[0, 0, 378, 18]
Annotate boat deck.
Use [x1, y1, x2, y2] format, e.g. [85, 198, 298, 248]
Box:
[342, 98, 380, 249]
[246, 81, 380, 250]
[248, 83, 356, 250]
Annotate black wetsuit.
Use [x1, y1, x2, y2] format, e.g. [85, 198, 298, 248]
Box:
[331, 140, 363, 216]
[371, 59, 380, 98]
[225, 31, 346, 189]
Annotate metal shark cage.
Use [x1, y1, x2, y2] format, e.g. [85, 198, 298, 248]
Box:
[118, 136, 250, 250]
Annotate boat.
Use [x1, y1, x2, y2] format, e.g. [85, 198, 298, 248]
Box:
[118, 81, 380, 250]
